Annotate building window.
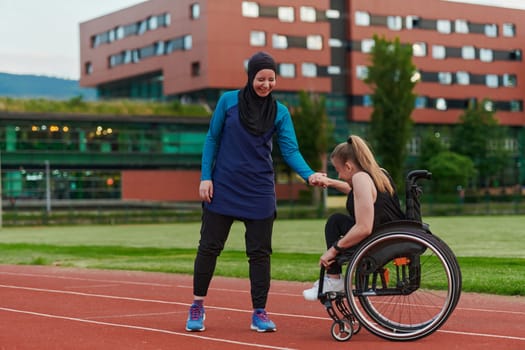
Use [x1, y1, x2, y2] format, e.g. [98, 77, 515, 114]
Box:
[91, 34, 101, 48]
[138, 20, 148, 35]
[301, 63, 317, 77]
[328, 38, 343, 47]
[132, 49, 140, 63]
[462, 46, 475, 60]
[191, 61, 200, 76]
[85, 62, 93, 75]
[122, 50, 132, 64]
[355, 11, 370, 26]
[162, 13, 171, 26]
[483, 100, 494, 112]
[306, 35, 322, 50]
[139, 45, 155, 59]
[124, 23, 139, 37]
[300, 6, 316, 22]
[387, 16, 402, 31]
[413, 42, 426, 57]
[356, 65, 368, 80]
[115, 26, 125, 40]
[279, 63, 295, 78]
[503, 23, 516, 37]
[456, 71, 470, 85]
[486, 74, 499, 88]
[250, 31, 266, 46]
[272, 34, 288, 49]
[503, 74, 517, 87]
[155, 41, 165, 56]
[484, 24, 498, 37]
[510, 49, 522, 61]
[108, 55, 117, 68]
[437, 20, 451, 34]
[148, 16, 158, 30]
[363, 95, 372, 107]
[327, 66, 341, 75]
[479, 48, 493, 62]
[278, 6, 294, 22]
[325, 9, 340, 19]
[435, 98, 447, 111]
[361, 39, 375, 53]
[190, 3, 200, 19]
[108, 29, 116, 43]
[438, 72, 452, 85]
[405, 15, 420, 29]
[415, 96, 427, 109]
[166, 38, 182, 53]
[510, 100, 522, 112]
[455, 19, 469, 34]
[242, 1, 259, 18]
[184, 35, 193, 50]
[432, 45, 446, 59]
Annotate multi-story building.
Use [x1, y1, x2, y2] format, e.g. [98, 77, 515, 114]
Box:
[78, 0, 524, 191]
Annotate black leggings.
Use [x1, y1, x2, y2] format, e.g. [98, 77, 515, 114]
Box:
[193, 208, 274, 309]
[324, 213, 355, 275]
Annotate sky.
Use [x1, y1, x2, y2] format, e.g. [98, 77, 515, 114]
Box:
[0, 0, 145, 80]
[0, 0, 524, 81]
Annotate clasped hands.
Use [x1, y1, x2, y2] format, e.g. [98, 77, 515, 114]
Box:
[308, 172, 329, 188]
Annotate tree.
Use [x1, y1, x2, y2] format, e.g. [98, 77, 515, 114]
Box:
[365, 35, 418, 189]
[288, 91, 333, 207]
[427, 151, 476, 194]
[418, 131, 445, 170]
[292, 91, 332, 171]
[450, 99, 511, 188]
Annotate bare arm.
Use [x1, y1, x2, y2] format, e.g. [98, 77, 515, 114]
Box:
[319, 172, 376, 268]
[311, 175, 351, 194]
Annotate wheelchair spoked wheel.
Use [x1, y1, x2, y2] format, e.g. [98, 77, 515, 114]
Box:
[345, 229, 461, 341]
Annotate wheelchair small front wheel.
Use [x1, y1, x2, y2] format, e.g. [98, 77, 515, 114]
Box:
[330, 319, 353, 342]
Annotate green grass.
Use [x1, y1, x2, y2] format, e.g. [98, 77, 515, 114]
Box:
[0, 215, 523, 296]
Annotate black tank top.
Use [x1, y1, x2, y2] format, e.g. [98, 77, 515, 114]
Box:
[345, 174, 405, 229]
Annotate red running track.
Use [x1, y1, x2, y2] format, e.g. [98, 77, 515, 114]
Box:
[0, 265, 524, 350]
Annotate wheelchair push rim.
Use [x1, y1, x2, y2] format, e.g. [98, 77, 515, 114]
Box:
[345, 230, 461, 341]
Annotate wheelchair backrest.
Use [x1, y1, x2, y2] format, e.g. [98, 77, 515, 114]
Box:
[405, 170, 432, 223]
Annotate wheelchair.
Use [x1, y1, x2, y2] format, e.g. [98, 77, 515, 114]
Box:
[315, 170, 462, 342]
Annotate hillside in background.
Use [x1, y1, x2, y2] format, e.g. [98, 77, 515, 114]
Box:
[0, 72, 96, 101]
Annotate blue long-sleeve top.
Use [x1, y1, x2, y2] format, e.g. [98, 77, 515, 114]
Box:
[201, 90, 314, 219]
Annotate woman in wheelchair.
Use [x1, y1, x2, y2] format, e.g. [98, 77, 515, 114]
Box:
[304, 135, 405, 300]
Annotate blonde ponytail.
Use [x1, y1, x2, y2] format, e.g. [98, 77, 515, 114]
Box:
[331, 135, 394, 195]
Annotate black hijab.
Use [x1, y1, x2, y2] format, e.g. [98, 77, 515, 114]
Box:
[238, 51, 277, 136]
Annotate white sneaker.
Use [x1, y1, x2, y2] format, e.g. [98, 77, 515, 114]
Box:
[302, 276, 344, 301]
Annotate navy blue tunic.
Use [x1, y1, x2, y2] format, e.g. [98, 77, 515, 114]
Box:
[201, 90, 314, 220]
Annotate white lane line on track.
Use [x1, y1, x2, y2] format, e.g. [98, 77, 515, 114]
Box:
[1, 283, 524, 341]
[454, 306, 525, 316]
[438, 329, 525, 341]
[85, 311, 186, 320]
[68, 284, 121, 289]
[0, 271, 173, 287]
[0, 307, 297, 350]
[0, 271, 290, 297]
[0, 283, 327, 320]
[178, 285, 308, 299]
[3, 270, 524, 317]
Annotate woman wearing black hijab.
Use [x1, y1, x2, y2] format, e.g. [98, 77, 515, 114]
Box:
[186, 52, 324, 333]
